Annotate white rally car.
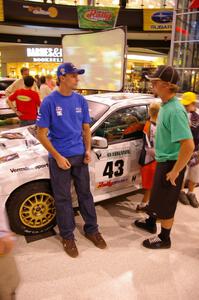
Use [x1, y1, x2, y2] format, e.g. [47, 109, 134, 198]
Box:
[0, 93, 160, 235]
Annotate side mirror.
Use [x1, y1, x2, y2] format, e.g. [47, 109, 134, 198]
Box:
[91, 136, 108, 149]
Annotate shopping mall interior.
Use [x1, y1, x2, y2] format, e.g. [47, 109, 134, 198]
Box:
[0, 0, 174, 94]
[0, 1, 199, 300]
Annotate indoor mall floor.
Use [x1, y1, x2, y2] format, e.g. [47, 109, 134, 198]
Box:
[14, 190, 199, 300]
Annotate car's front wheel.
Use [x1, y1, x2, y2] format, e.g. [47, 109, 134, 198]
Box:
[6, 181, 56, 235]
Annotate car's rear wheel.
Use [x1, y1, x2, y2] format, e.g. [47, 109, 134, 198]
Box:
[6, 181, 56, 235]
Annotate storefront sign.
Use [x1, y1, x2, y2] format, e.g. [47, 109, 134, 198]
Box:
[31, 58, 63, 62]
[22, 5, 58, 18]
[3, 0, 70, 25]
[77, 6, 119, 29]
[26, 47, 63, 62]
[143, 9, 173, 31]
[27, 48, 62, 57]
[0, 0, 4, 21]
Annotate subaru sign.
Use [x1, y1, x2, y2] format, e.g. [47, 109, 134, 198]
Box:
[143, 9, 173, 31]
[151, 11, 173, 24]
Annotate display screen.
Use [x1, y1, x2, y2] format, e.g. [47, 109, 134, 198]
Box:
[62, 27, 126, 91]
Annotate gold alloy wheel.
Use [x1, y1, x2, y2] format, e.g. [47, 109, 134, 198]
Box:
[19, 193, 56, 229]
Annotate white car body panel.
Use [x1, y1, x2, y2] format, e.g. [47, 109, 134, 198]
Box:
[0, 127, 49, 204]
[0, 93, 161, 209]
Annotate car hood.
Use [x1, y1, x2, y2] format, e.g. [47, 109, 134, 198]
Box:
[0, 125, 41, 164]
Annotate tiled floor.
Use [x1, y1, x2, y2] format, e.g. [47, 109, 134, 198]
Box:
[14, 190, 199, 300]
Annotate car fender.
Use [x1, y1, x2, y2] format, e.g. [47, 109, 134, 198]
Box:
[0, 156, 50, 206]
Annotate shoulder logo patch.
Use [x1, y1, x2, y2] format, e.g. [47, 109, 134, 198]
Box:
[56, 106, 63, 116]
[76, 107, 82, 113]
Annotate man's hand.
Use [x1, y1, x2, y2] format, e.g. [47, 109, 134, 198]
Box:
[0, 234, 15, 255]
[166, 169, 179, 186]
[84, 151, 91, 164]
[56, 155, 71, 170]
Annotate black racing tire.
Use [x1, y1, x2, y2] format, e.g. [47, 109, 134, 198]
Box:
[6, 181, 56, 235]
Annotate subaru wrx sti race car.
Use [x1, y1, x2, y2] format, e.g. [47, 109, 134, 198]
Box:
[0, 93, 160, 235]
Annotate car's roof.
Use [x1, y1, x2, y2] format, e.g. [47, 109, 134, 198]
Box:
[85, 92, 160, 107]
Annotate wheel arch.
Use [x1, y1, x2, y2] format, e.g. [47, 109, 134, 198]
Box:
[5, 178, 52, 210]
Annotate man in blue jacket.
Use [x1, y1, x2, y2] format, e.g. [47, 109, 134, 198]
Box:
[37, 62, 107, 258]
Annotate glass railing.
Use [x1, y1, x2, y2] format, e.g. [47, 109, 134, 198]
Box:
[23, 0, 175, 8]
[126, 0, 174, 8]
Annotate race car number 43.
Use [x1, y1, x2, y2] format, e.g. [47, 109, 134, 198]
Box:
[103, 159, 124, 179]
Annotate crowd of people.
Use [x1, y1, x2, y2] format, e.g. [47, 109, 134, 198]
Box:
[1, 63, 199, 299]
[5, 68, 56, 127]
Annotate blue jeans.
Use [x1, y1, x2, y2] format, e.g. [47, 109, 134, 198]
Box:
[49, 155, 98, 240]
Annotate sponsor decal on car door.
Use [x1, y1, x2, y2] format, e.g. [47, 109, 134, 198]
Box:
[93, 140, 141, 192]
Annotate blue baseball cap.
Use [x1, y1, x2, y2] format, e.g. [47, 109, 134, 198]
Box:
[57, 62, 85, 77]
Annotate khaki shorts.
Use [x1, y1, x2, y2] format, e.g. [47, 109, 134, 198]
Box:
[186, 164, 199, 183]
[0, 253, 20, 300]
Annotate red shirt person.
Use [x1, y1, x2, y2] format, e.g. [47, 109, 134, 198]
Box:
[7, 76, 41, 126]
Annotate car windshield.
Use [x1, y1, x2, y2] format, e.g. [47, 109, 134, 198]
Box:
[87, 100, 109, 125]
[28, 101, 109, 138]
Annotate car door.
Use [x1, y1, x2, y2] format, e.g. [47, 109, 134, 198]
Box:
[91, 105, 148, 199]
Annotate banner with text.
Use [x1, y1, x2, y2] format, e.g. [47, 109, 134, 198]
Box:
[77, 6, 119, 29]
[143, 9, 173, 31]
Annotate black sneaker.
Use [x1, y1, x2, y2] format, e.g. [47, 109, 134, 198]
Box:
[179, 191, 190, 205]
[187, 192, 199, 208]
[143, 236, 171, 249]
[134, 219, 157, 234]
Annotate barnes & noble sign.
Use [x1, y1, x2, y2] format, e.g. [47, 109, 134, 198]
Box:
[27, 47, 63, 62]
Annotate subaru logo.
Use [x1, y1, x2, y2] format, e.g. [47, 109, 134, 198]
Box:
[151, 11, 173, 24]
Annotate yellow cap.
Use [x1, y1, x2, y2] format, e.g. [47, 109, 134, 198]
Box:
[180, 92, 197, 106]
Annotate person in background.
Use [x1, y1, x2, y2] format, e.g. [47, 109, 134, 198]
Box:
[123, 115, 144, 139]
[46, 74, 56, 90]
[136, 102, 160, 212]
[7, 76, 41, 127]
[134, 65, 194, 249]
[179, 92, 199, 208]
[0, 207, 20, 300]
[34, 75, 41, 88]
[36, 62, 107, 258]
[39, 76, 52, 100]
[5, 67, 39, 97]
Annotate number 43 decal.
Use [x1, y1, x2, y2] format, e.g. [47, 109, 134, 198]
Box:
[103, 160, 124, 179]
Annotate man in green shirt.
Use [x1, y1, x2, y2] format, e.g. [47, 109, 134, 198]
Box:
[134, 65, 194, 249]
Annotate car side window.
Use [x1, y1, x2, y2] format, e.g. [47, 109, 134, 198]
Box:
[94, 105, 148, 143]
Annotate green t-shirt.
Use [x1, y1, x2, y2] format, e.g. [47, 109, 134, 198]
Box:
[155, 96, 193, 162]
